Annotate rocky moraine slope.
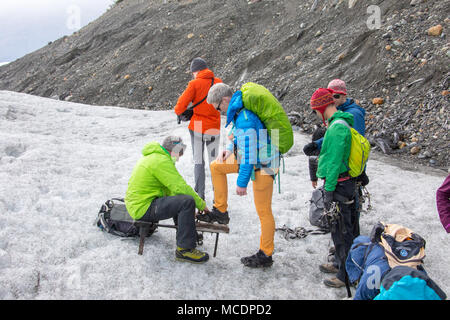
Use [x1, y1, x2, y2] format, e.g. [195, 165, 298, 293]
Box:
[0, 0, 448, 170]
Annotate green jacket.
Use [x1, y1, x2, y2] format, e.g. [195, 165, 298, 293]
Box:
[125, 142, 205, 220]
[316, 111, 354, 192]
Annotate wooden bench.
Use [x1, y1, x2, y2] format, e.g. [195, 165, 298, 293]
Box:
[134, 220, 229, 257]
[108, 200, 229, 257]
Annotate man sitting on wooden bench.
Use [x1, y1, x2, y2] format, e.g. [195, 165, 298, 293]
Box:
[124, 136, 210, 264]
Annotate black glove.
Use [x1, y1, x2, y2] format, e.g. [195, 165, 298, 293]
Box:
[357, 171, 370, 186]
[303, 142, 318, 156]
[323, 190, 334, 211]
[370, 222, 385, 243]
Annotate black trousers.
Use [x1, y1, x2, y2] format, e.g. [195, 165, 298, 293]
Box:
[139, 195, 197, 249]
[330, 179, 357, 282]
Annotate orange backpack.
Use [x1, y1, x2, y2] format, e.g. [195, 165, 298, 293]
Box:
[371, 222, 426, 269]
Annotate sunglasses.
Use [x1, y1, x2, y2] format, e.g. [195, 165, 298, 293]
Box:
[216, 100, 222, 111]
[333, 94, 341, 99]
[171, 141, 186, 156]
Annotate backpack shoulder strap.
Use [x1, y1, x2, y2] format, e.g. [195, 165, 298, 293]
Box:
[331, 119, 351, 129]
[191, 78, 215, 109]
[233, 106, 245, 123]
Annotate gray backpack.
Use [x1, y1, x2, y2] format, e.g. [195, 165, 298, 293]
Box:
[309, 187, 330, 232]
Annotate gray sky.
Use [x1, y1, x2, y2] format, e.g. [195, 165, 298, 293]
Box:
[0, 0, 115, 62]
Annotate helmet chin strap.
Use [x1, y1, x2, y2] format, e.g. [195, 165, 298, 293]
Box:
[317, 111, 328, 127]
[322, 114, 327, 127]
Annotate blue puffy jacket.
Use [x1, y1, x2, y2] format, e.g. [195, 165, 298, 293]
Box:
[374, 266, 447, 300]
[226, 91, 279, 188]
[345, 236, 391, 300]
[316, 98, 366, 149]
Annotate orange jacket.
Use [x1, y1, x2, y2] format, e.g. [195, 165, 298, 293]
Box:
[174, 69, 222, 134]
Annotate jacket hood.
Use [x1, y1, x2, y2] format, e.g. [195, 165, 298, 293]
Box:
[376, 266, 447, 300]
[226, 90, 243, 127]
[141, 142, 169, 157]
[196, 68, 215, 80]
[339, 99, 366, 118]
[328, 110, 354, 127]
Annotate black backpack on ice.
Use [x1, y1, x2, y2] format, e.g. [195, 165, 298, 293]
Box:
[95, 198, 157, 237]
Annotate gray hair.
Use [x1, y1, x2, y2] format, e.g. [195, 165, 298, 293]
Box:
[162, 136, 186, 155]
[207, 83, 233, 105]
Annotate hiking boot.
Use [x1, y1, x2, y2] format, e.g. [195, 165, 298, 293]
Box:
[196, 207, 230, 225]
[175, 247, 209, 264]
[319, 263, 339, 274]
[323, 277, 346, 288]
[241, 250, 273, 268]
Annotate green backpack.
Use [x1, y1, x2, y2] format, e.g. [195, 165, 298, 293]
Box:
[332, 119, 371, 178]
[240, 82, 294, 154]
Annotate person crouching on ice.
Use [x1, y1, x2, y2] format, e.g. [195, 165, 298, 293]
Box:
[124, 136, 210, 264]
[196, 83, 279, 268]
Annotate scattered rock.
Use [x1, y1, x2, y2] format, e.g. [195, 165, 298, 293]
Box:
[372, 98, 385, 105]
[410, 146, 421, 155]
[418, 151, 432, 159]
[427, 25, 443, 37]
[348, 0, 358, 9]
[375, 138, 392, 155]
[398, 141, 407, 149]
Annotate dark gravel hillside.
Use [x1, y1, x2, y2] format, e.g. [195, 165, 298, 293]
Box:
[0, 0, 448, 169]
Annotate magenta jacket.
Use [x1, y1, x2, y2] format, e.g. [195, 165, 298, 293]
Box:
[436, 175, 450, 233]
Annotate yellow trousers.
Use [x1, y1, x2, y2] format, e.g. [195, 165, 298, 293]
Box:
[210, 155, 275, 256]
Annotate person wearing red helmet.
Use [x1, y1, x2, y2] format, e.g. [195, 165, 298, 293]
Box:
[305, 79, 368, 237]
[305, 79, 366, 154]
[310, 88, 358, 289]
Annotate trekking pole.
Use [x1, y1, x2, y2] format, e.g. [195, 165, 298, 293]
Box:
[344, 270, 352, 298]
